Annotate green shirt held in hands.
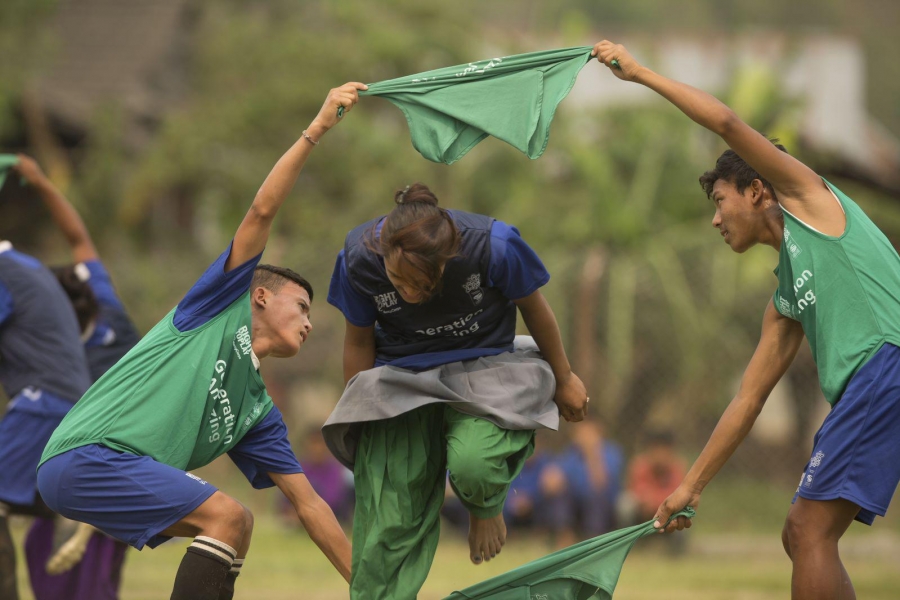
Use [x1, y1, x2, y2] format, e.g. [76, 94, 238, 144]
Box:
[362, 47, 594, 164]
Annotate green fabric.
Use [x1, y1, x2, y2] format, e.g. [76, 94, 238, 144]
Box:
[351, 404, 534, 600]
[772, 180, 900, 405]
[445, 407, 534, 519]
[40, 292, 273, 470]
[361, 47, 593, 164]
[0, 154, 19, 189]
[444, 508, 696, 600]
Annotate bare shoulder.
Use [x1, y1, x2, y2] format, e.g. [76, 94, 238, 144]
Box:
[776, 178, 847, 237]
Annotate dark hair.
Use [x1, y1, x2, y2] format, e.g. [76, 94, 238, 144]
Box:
[699, 139, 789, 199]
[51, 264, 99, 334]
[371, 183, 460, 300]
[251, 264, 313, 301]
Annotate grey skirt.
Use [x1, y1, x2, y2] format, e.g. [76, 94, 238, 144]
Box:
[322, 336, 559, 469]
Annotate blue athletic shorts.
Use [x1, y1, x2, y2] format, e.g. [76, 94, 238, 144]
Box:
[0, 388, 73, 506]
[37, 405, 303, 549]
[792, 343, 900, 525]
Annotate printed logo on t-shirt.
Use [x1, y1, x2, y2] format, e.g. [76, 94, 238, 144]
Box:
[186, 472, 208, 485]
[415, 309, 484, 337]
[232, 325, 252, 360]
[792, 270, 816, 314]
[784, 227, 803, 259]
[778, 296, 797, 320]
[463, 273, 484, 305]
[374, 291, 401, 314]
[207, 360, 236, 446]
[240, 402, 265, 433]
[101, 327, 117, 346]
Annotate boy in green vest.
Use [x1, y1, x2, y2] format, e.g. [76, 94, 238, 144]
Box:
[37, 81, 367, 600]
[593, 40, 900, 600]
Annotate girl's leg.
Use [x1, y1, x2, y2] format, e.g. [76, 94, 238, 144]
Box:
[444, 408, 534, 564]
[350, 405, 447, 600]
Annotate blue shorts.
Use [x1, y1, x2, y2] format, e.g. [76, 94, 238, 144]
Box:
[37, 405, 303, 549]
[0, 388, 73, 506]
[792, 343, 900, 525]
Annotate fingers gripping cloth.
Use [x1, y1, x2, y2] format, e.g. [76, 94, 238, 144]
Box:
[361, 47, 594, 165]
[444, 508, 696, 600]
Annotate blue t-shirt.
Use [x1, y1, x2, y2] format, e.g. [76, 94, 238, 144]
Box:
[81, 260, 141, 380]
[0, 245, 92, 403]
[328, 219, 549, 370]
[556, 441, 625, 502]
[174, 242, 263, 332]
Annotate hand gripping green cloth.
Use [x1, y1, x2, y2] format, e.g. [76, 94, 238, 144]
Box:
[0, 154, 19, 189]
[444, 508, 696, 600]
[361, 47, 593, 164]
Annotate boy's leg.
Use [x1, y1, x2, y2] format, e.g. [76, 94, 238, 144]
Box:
[37, 445, 250, 600]
[444, 408, 534, 564]
[214, 503, 251, 600]
[783, 497, 859, 600]
[162, 492, 252, 600]
[350, 405, 447, 600]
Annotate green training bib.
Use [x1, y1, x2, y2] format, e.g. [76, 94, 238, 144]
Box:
[773, 180, 900, 405]
[41, 292, 273, 470]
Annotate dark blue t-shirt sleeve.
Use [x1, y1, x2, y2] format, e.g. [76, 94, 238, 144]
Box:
[0, 280, 12, 326]
[228, 405, 303, 489]
[83, 260, 122, 309]
[327, 250, 377, 327]
[487, 221, 550, 300]
[173, 241, 263, 332]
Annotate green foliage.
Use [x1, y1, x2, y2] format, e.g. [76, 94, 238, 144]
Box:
[2, 0, 900, 458]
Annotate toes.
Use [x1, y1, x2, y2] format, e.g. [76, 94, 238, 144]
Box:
[491, 540, 500, 558]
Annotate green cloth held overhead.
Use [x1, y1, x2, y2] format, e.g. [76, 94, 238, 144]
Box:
[361, 47, 593, 164]
[0, 154, 19, 190]
[444, 508, 696, 600]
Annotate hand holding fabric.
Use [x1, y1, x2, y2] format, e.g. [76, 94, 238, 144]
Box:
[653, 483, 700, 533]
[591, 40, 645, 82]
[308, 81, 368, 138]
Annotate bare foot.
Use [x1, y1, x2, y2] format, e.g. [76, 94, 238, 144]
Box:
[468, 512, 507, 565]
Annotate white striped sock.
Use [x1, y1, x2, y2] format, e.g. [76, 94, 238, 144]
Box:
[190, 536, 236, 565]
[230, 558, 244, 575]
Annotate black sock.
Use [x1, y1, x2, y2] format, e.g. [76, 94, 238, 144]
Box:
[0, 513, 19, 600]
[218, 558, 243, 600]
[170, 537, 236, 600]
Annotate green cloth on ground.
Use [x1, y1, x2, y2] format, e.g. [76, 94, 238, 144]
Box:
[351, 404, 534, 600]
[361, 47, 593, 164]
[0, 154, 19, 189]
[444, 508, 696, 600]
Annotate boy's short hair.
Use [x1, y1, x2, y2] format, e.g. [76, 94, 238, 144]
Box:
[251, 264, 313, 300]
[699, 139, 789, 199]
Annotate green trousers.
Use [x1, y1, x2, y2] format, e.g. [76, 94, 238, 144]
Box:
[349, 404, 535, 600]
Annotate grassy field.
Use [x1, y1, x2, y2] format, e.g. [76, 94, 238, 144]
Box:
[12, 481, 900, 599]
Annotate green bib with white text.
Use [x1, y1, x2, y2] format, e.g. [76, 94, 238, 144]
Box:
[41, 291, 273, 470]
[773, 181, 900, 405]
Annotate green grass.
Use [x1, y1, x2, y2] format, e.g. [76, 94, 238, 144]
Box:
[12, 476, 900, 598]
[13, 510, 900, 599]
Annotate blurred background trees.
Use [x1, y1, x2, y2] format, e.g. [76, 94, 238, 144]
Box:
[2, 0, 900, 485]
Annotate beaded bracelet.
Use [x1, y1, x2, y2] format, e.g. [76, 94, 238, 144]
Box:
[301, 130, 319, 146]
